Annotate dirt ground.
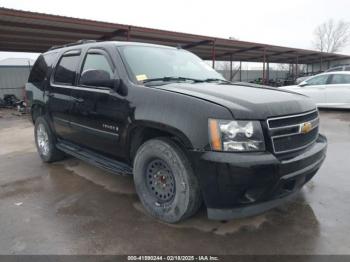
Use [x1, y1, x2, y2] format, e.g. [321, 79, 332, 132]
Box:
[0, 108, 349, 255]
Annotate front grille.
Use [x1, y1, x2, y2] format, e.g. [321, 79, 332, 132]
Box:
[267, 110, 319, 154]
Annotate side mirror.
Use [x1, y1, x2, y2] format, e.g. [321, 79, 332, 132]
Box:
[80, 69, 120, 90]
[298, 81, 308, 87]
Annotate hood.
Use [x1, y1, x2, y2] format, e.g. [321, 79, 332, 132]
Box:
[154, 83, 316, 119]
[280, 85, 299, 90]
[279, 85, 305, 95]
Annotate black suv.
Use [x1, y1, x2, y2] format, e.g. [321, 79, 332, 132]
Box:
[26, 41, 327, 223]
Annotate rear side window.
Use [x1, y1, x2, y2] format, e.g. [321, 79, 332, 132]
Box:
[330, 74, 350, 84]
[54, 54, 80, 85]
[28, 52, 58, 88]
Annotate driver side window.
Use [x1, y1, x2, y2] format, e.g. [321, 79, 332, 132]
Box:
[79, 53, 114, 87]
[305, 75, 329, 86]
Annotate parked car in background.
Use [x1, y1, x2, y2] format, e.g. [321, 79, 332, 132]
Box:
[295, 76, 311, 84]
[326, 64, 350, 72]
[280, 72, 350, 109]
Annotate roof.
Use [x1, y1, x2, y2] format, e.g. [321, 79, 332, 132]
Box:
[0, 58, 34, 66]
[0, 7, 349, 64]
[316, 71, 350, 75]
[48, 40, 177, 52]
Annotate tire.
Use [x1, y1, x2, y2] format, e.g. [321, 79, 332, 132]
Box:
[133, 137, 202, 223]
[34, 116, 65, 163]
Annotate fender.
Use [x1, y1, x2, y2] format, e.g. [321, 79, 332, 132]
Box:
[128, 86, 233, 151]
[127, 120, 193, 148]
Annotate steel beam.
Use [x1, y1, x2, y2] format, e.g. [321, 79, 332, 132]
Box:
[99, 29, 129, 40]
[262, 48, 266, 84]
[239, 61, 242, 82]
[0, 37, 68, 46]
[0, 28, 88, 41]
[231, 46, 263, 54]
[0, 45, 43, 52]
[230, 54, 233, 81]
[0, 20, 111, 36]
[247, 50, 295, 61]
[307, 56, 337, 64]
[296, 56, 299, 78]
[212, 40, 216, 68]
[182, 40, 212, 49]
[127, 26, 131, 41]
[273, 55, 338, 64]
[214, 46, 263, 59]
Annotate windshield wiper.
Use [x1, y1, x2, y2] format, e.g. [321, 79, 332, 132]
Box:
[202, 78, 232, 84]
[143, 76, 204, 84]
[142, 76, 232, 86]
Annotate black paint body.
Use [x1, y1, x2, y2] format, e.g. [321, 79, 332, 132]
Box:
[26, 41, 327, 219]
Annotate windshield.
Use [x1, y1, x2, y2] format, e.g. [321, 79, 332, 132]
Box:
[119, 45, 225, 84]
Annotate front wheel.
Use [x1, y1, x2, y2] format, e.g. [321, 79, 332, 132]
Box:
[133, 138, 202, 223]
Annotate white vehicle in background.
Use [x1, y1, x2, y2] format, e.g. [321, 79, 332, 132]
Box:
[295, 75, 311, 84]
[326, 64, 350, 72]
[280, 72, 350, 109]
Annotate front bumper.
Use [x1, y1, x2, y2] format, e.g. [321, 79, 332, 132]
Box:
[189, 134, 327, 220]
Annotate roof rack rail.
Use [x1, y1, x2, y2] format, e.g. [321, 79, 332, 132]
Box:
[49, 40, 97, 50]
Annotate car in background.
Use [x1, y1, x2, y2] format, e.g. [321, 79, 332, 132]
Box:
[295, 76, 311, 84]
[326, 64, 350, 72]
[280, 72, 350, 109]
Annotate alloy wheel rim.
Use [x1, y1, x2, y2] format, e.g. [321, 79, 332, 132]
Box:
[37, 123, 49, 156]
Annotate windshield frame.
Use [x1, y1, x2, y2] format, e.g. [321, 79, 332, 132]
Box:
[116, 44, 225, 86]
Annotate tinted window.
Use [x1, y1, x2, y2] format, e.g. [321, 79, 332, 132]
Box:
[29, 52, 58, 86]
[306, 75, 328, 86]
[330, 74, 350, 84]
[54, 55, 80, 85]
[81, 53, 113, 79]
[345, 66, 350, 71]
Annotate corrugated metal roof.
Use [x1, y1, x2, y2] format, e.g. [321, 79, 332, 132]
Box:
[0, 7, 349, 64]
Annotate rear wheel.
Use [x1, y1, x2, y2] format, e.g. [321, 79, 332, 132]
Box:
[133, 138, 202, 223]
[34, 116, 64, 162]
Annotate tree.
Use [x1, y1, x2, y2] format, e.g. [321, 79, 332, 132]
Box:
[313, 19, 350, 53]
[215, 61, 240, 81]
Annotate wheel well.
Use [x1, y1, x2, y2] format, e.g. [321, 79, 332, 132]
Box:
[31, 104, 45, 123]
[129, 126, 188, 163]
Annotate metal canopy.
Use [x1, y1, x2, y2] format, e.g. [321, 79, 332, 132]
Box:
[0, 7, 349, 64]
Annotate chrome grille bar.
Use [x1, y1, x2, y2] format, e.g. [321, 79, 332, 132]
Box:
[267, 109, 319, 154]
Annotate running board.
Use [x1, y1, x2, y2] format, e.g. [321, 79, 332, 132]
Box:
[56, 141, 133, 176]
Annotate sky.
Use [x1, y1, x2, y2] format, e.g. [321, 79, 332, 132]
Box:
[1, 0, 350, 65]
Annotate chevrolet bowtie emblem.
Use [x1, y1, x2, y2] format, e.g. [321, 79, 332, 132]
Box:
[300, 122, 312, 134]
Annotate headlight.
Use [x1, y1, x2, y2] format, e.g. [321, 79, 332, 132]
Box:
[208, 119, 265, 152]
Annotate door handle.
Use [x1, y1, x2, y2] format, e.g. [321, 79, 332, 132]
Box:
[73, 98, 84, 103]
